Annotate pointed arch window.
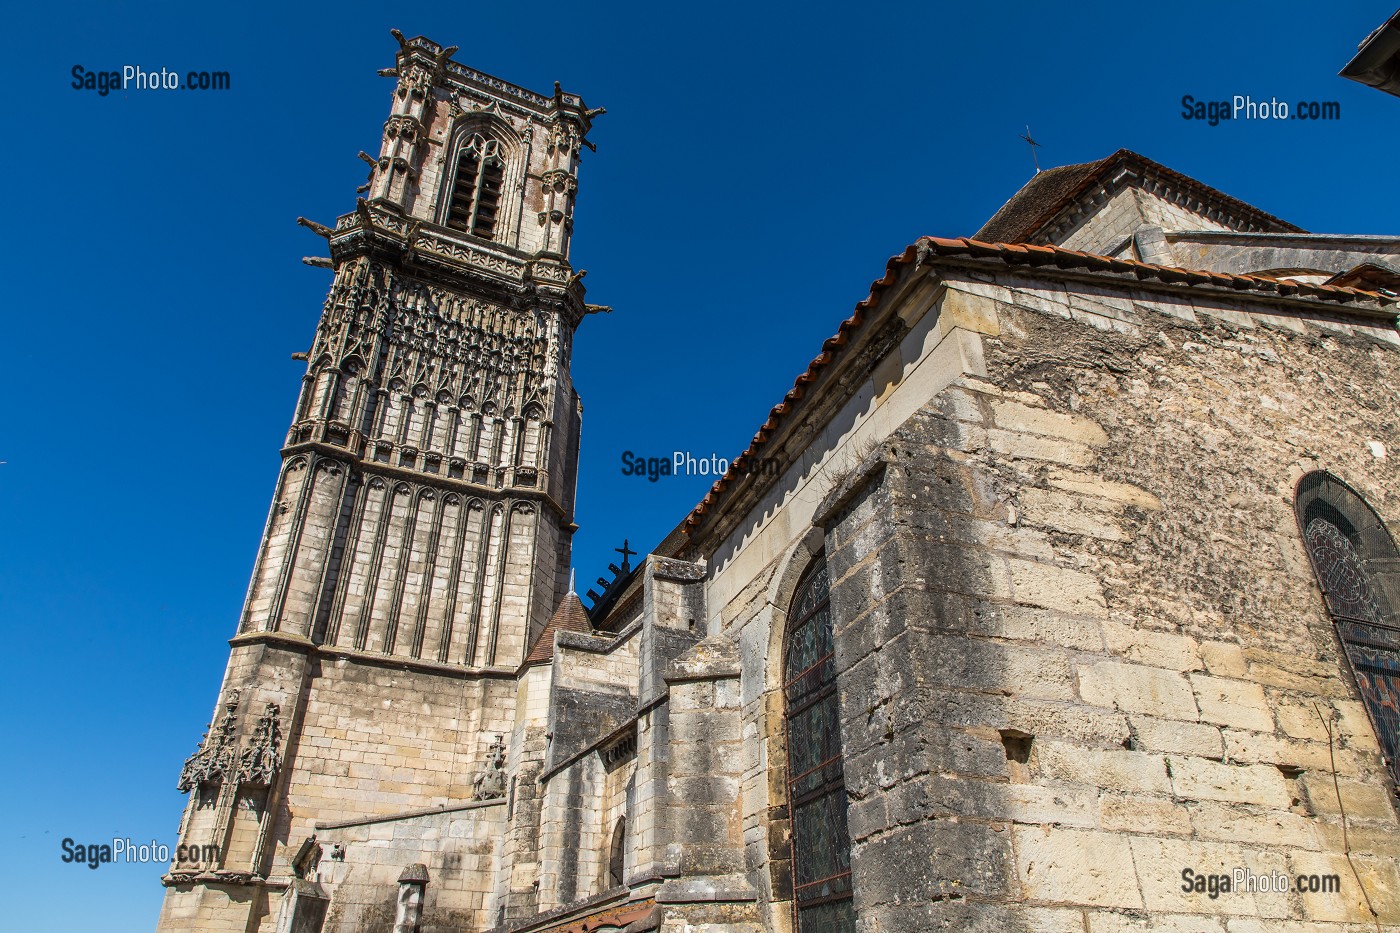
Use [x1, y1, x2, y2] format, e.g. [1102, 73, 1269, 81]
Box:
[784, 555, 855, 932]
[446, 133, 505, 239]
[1296, 472, 1400, 791]
[607, 817, 626, 888]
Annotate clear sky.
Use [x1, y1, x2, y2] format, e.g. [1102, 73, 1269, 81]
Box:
[2, 1, 1397, 929]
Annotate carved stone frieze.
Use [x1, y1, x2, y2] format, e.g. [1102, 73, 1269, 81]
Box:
[309, 260, 556, 417]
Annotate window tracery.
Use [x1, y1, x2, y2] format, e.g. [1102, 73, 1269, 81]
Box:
[1297, 472, 1400, 791]
[446, 133, 505, 239]
[784, 556, 855, 932]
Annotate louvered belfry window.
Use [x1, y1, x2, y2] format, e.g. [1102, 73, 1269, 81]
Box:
[784, 556, 856, 933]
[1297, 472, 1400, 791]
[446, 133, 504, 239]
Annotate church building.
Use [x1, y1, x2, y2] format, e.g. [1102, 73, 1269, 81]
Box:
[157, 32, 1400, 933]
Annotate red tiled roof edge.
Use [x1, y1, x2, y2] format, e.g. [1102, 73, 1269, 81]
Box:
[680, 240, 923, 534]
[682, 236, 1397, 534]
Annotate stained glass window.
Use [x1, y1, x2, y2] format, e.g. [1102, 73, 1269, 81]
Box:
[784, 557, 855, 932]
[1297, 472, 1400, 791]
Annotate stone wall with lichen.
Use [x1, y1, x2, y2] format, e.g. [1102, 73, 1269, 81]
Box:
[824, 271, 1400, 931]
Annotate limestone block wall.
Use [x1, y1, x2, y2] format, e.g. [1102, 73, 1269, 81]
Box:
[537, 755, 609, 909]
[168, 654, 521, 932]
[312, 799, 507, 933]
[696, 268, 987, 932]
[492, 664, 551, 923]
[157, 882, 273, 933]
[544, 628, 639, 771]
[657, 659, 748, 882]
[821, 274, 1400, 931]
[276, 661, 516, 842]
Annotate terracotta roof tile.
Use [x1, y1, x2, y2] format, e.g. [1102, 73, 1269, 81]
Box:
[523, 591, 592, 666]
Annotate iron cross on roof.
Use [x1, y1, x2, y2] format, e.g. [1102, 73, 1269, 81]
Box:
[1020, 126, 1042, 174]
[615, 539, 636, 572]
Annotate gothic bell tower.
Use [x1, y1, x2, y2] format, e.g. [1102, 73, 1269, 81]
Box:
[156, 32, 603, 933]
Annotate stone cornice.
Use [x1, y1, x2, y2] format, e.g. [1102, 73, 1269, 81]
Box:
[320, 203, 588, 327]
[399, 36, 598, 130]
[228, 630, 520, 681]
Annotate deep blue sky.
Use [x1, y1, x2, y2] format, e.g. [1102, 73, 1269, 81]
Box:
[2, 2, 1397, 929]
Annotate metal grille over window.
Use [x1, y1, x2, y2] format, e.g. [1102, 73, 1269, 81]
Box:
[1297, 472, 1400, 791]
[446, 134, 504, 239]
[784, 557, 855, 933]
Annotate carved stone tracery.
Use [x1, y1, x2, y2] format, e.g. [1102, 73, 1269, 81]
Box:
[239, 703, 283, 787]
[176, 693, 284, 794]
[177, 691, 241, 793]
[310, 261, 556, 423]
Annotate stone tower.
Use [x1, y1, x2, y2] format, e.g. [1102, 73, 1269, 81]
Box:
[156, 32, 602, 932]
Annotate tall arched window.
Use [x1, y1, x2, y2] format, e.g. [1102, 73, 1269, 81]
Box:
[446, 133, 504, 239]
[784, 555, 855, 932]
[607, 817, 626, 889]
[1296, 471, 1400, 790]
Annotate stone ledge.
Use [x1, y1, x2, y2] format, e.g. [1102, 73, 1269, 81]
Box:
[313, 795, 503, 830]
[664, 640, 741, 683]
[649, 555, 707, 583]
[656, 874, 759, 904]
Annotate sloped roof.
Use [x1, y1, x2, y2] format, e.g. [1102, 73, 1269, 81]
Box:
[1327, 261, 1400, 293]
[974, 159, 1105, 243]
[973, 149, 1303, 244]
[523, 591, 592, 666]
[682, 235, 1396, 535]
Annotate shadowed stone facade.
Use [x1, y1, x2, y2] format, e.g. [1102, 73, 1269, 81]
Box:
[159, 34, 1400, 933]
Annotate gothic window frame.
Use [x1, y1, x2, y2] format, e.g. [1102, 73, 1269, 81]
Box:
[439, 121, 519, 243]
[1295, 471, 1400, 795]
[782, 554, 856, 933]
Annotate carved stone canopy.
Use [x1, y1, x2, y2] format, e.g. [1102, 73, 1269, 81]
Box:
[176, 694, 283, 794]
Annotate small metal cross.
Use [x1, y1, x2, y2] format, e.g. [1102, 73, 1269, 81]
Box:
[1020, 126, 1042, 174]
[615, 539, 636, 570]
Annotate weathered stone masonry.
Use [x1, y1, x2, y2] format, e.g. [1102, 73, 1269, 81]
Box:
[157, 39, 1400, 933]
[816, 272, 1400, 930]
